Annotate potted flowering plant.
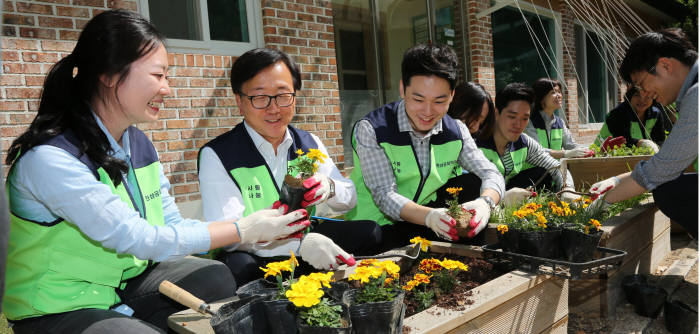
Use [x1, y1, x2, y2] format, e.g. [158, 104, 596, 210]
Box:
[342, 259, 404, 334]
[402, 273, 433, 312]
[402, 257, 469, 313]
[286, 272, 352, 333]
[281, 148, 328, 211]
[445, 187, 474, 237]
[558, 196, 605, 262]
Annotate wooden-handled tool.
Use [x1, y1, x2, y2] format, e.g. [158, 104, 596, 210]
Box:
[158, 280, 216, 316]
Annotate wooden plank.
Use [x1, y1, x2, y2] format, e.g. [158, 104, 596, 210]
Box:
[402, 272, 560, 333]
[442, 278, 568, 334]
[561, 156, 651, 190]
[428, 241, 484, 259]
[540, 314, 568, 334]
[168, 297, 236, 334]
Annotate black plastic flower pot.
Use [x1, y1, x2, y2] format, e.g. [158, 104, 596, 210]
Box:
[297, 303, 352, 334]
[263, 299, 297, 334]
[664, 299, 698, 334]
[517, 229, 561, 259]
[325, 281, 350, 303]
[496, 229, 520, 252]
[211, 295, 270, 334]
[236, 278, 280, 299]
[280, 174, 307, 212]
[633, 284, 667, 318]
[621, 274, 647, 306]
[560, 229, 603, 262]
[341, 289, 405, 334]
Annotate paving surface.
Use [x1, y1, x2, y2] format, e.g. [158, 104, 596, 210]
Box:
[569, 234, 698, 334]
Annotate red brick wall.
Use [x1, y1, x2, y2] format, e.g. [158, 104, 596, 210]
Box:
[466, 0, 495, 97]
[558, 0, 583, 140]
[1, 0, 341, 203]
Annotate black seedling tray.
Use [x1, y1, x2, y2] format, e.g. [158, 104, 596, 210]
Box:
[481, 243, 627, 280]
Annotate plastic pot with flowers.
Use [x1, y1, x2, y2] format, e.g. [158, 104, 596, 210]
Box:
[341, 259, 405, 334]
[491, 191, 605, 261]
[281, 148, 329, 212]
[401, 255, 469, 313]
[286, 271, 352, 333]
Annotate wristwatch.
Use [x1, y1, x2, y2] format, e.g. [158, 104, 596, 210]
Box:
[478, 196, 496, 210]
[328, 178, 336, 199]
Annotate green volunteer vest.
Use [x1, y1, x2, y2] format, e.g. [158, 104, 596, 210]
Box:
[595, 103, 660, 146]
[525, 111, 564, 171]
[200, 123, 319, 217]
[346, 102, 463, 226]
[475, 135, 529, 182]
[3, 128, 164, 320]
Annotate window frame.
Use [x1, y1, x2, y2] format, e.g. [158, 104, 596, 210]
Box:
[574, 21, 619, 128]
[138, 0, 263, 56]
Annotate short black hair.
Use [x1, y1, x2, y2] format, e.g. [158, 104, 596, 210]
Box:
[495, 83, 534, 112]
[401, 43, 459, 90]
[230, 48, 302, 94]
[447, 82, 495, 134]
[531, 78, 562, 114]
[624, 85, 640, 102]
[619, 28, 697, 84]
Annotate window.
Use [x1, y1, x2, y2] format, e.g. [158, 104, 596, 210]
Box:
[139, 0, 262, 55]
[492, 6, 560, 93]
[575, 25, 618, 124]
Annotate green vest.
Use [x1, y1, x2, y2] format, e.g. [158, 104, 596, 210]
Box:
[525, 111, 564, 171]
[346, 102, 463, 226]
[200, 123, 319, 217]
[595, 103, 659, 146]
[475, 135, 529, 182]
[3, 128, 164, 320]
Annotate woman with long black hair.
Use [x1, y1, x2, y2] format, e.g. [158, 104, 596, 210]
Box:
[4, 10, 309, 334]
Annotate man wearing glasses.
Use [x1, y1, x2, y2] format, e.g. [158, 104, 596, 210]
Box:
[199, 48, 380, 285]
[589, 28, 698, 239]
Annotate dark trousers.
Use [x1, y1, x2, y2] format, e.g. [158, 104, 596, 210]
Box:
[506, 167, 555, 192]
[379, 173, 486, 252]
[11, 257, 236, 334]
[652, 173, 698, 239]
[217, 220, 382, 286]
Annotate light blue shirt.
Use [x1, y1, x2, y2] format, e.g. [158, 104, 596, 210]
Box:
[7, 113, 211, 262]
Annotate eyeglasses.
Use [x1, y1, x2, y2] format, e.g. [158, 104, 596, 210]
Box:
[632, 65, 656, 92]
[240, 92, 296, 109]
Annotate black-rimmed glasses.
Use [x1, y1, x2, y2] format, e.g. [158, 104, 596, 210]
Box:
[240, 92, 296, 109]
[632, 65, 656, 92]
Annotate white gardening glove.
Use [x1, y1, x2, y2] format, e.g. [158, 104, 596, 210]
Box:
[301, 173, 334, 207]
[298, 233, 356, 270]
[502, 187, 536, 207]
[461, 198, 492, 238]
[589, 176, 621, 198]
[559, 187, 581, 202]
[424, 208, 458, 241]
[235, 207, 310, 244]
[637, 139, 660, 153]
[564, 147, 593, 158]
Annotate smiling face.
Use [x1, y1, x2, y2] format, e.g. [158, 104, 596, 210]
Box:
[400, 75, 454, 135]
[236, 61, 296, 148]
[542, 86, 563, 112]
[468, 101, 490, 134]
[494, 100, 531, 143]
[110, 43, 170, 125]
[629, 90, 653, 114]
[628, 58, 685, 106]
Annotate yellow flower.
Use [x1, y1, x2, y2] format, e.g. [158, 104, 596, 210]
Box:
[402, 280, 419, 291]
[376, 260, 401, 279]
[410, 236, 432, 252]
[304, 272, 334, 288]
[348, 266, 383, 283]
[535, 213, 547, 227]
[295, 149, 304, 156]
[413, 273, 432, 284]
[589, 219, 601, 231]
[306, 148, 327, 164]
[446, 187, 463, 195]
[497, 224, 509, 234]
[286, 279, 324, 307]
[419, 258, 443, 273]
[440, 258, 468, 271]
[358, 259, 379, 267]
[290, 251, 299, 267]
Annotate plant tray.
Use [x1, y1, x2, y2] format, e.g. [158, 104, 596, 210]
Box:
[481, 244, 627, 280]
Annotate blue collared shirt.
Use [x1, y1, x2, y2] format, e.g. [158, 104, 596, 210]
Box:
[8, 113, 211, 262]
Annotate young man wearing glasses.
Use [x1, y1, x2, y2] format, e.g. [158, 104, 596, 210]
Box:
[198, 48, 381, 285]
[589, 28, 698, 238]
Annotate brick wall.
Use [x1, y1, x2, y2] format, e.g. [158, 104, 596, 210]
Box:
[558, 0, 584, 141]
[1, 0, 341, 204]
[466, 0, 495, 97]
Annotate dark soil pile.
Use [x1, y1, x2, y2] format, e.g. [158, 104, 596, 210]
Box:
[400, 254, 505, 317]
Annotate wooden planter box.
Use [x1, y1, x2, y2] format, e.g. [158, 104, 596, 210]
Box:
[560, 155, 652, 190]
[402, 242, 568, 334]
[167, 243, 568, 334]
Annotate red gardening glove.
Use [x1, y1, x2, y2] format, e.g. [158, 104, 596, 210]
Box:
[301, 174, 333, 208]
[601, 136, 626, 153]
[583, 149, 595, 158]
[272, 201, 310, 240]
